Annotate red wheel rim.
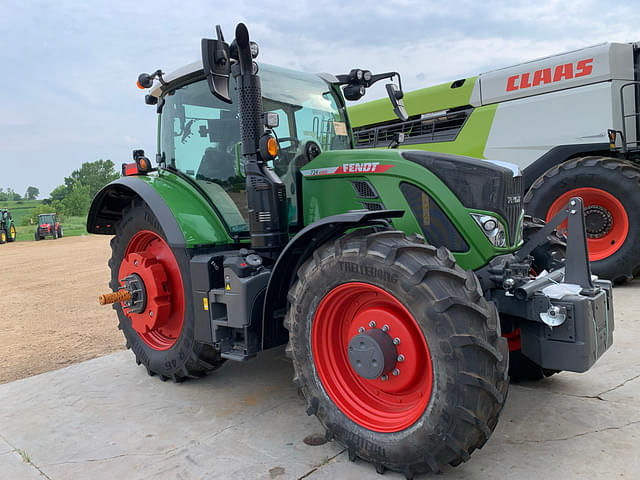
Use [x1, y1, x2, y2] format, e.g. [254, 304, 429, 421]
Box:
[546, 187, 629, 262]
[118, 230, 185, 350]
[312, 282, 433, 432]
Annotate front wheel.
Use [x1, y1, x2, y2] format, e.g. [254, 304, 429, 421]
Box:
[34, 231, 41, 241]
[57, 226, 63, 238]
[0, 230, 6, 244]
[109, 200, 225, 381]
[285, 229, 508, 477]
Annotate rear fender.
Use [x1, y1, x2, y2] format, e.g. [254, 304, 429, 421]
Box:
[87, 174, 234, 248]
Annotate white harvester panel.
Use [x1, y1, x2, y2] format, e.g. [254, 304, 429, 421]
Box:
[479, 43, 635, 105]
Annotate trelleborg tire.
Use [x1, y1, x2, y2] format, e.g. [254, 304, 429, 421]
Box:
[284, 229, 508, 477]
[109, 200, 225, 381]
[525, 156, 640, 283]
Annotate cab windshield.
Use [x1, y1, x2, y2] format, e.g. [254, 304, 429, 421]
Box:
[160, 64, 350, 233]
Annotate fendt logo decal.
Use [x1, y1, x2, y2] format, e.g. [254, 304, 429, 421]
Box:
[506, 58, 593, 92]
[301, 163, 394, 177]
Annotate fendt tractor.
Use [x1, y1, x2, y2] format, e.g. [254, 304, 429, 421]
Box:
[91, 24, 614, 477]
[351, 41, 640, 284]
[0, 208, 17, 244]
[35, 213, 63, 240]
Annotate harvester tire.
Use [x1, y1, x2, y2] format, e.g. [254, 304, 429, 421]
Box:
[109, 200, 225, 382]
[525, 156, 640, 283]
[284, 229, 508, 476]
[8, 224, 16, 242]
[502, 216, 565, 382]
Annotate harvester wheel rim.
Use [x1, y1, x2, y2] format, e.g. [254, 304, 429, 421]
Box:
[546, 187, 628, 262]
[312, 282, 433, 433]
[119, 230, 184, 350]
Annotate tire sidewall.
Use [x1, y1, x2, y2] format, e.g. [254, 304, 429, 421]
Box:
[112, 203, 198, 377]
[291, 248, 477, 465]
[526, 159, 640, 279]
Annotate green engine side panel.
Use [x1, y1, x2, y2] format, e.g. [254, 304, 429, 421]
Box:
[349, 77, 478, 127]
[139, 170, 234, 248]
[301, 149, 516, 271]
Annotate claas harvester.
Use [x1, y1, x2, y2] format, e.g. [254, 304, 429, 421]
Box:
[91, 24, 614, 477]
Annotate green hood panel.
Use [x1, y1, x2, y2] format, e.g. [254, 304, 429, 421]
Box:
[301, 149, 517, 271]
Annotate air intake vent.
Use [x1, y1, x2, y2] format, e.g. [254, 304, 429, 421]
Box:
[352, 180, 378, 198]
[353, 107, 473, 149]
[362, 202, 384, 211]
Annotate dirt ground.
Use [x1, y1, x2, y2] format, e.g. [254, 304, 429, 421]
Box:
[0, 235, 124, 384]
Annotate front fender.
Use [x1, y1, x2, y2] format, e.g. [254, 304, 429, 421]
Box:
[261, 209, 403, 349]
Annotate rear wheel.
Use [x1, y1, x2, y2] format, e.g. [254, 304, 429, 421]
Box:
[7, 224, 16, 242]
[57, 226, 63, 238]
[285, 229, 508, 476]
[109, 200, 225, 381]
[525, 156, 640, 283]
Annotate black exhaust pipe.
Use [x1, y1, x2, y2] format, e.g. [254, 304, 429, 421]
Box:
[232, 23, 288, 255]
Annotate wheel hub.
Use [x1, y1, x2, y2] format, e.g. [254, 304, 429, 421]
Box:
[584, 205, 613, 238]
[119, 251, 171, 335]
[347, 328, 397, 379]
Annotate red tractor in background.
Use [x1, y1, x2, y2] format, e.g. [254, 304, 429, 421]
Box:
[35, 213, 63, 241]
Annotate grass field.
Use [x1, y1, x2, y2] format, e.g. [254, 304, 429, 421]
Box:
[1, 200, 89, 242]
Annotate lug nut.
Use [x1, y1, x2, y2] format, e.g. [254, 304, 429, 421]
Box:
[392, 368, 400, 376]
[369, 321, 376, 328]
[380, 374, 388, 381]
[358, 326, 365, 333]
[382, 324, 389, 332]
[393, 337, 401, 345]
[397, 354, 405, 362]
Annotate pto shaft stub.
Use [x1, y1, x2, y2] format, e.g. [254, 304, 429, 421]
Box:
[98, 290, 131, 305]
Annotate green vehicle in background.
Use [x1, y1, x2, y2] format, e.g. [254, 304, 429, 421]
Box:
[0, 208, 17, 244]
[90, 24, 614, 477]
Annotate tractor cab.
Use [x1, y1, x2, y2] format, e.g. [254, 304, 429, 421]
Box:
[154, 64, 352, 232]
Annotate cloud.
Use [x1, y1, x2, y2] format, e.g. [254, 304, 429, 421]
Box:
[1, 0, 639, 195]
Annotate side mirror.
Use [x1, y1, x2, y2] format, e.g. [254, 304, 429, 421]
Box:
[385, 83, 408, 122]
[202, 25, 232, 104]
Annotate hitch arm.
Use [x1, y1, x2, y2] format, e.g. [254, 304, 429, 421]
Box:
[515, 197, 594, 291]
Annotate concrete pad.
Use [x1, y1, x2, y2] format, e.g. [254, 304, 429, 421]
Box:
[1, 279, 639, 479]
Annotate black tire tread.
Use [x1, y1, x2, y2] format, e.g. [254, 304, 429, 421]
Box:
[284, 228, 508, 475]
[109, 200, 224, 382]
[525, 155, 640, 282]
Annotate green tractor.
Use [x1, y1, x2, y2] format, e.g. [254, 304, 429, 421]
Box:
[0, 208, 17, 244]
[35, 213, 63, 241]
[91, 24, 614, 477]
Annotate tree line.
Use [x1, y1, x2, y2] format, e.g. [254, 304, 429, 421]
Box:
[3, 159, 120, 225]
[0, 186, 40, 201]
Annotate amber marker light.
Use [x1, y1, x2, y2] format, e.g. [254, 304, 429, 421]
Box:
[267, 137, 278, 157]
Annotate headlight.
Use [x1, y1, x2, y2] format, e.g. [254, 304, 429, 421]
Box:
[471, 213, 507, 247]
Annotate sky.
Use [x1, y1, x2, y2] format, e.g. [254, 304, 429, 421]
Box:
[1, 0, 639, 197]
